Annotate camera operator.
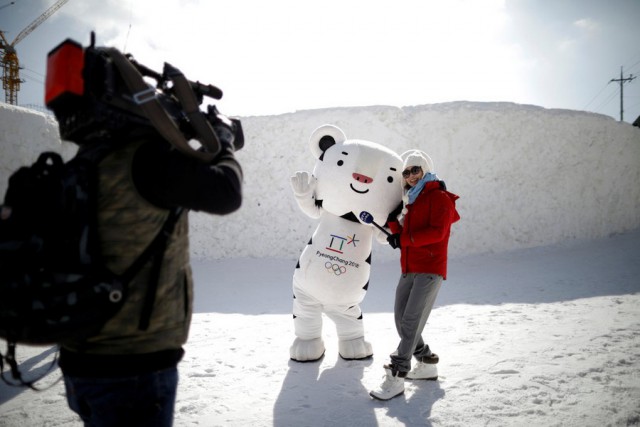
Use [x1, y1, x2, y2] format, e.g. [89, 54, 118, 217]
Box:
[57, 131, 242, 426]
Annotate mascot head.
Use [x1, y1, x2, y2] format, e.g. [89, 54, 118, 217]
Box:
[309, 124, 403, 226]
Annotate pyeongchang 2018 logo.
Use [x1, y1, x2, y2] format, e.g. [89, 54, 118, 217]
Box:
[315, 233, 360, 275]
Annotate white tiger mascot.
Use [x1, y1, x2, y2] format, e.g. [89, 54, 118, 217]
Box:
[289, 124, 403, 362]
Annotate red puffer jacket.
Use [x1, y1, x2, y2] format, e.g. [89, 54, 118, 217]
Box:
[388, 181, 460, 279]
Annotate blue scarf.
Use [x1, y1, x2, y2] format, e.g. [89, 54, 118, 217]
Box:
[407, 173, 438, 205]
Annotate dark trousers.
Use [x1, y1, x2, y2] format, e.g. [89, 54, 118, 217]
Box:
[390, 273, 442, 372]
[63, 366, 178, 427]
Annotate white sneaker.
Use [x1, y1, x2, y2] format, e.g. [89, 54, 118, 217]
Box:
[369, 366, 405, 401]
[406, 361, 438, 380]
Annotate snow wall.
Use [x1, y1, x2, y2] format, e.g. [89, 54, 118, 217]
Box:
[1, 101, 639, 262]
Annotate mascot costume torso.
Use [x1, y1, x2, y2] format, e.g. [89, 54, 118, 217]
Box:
[289, 124, 403, 362]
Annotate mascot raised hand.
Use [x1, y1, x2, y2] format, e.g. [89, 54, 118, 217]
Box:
[290, 124, 403, 362]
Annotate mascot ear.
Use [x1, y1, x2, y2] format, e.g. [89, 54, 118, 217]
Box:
[309, 124, 347, 160]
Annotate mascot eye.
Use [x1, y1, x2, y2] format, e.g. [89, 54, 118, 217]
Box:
[387, 176, 394, 183]
[337, 160, 344, 166]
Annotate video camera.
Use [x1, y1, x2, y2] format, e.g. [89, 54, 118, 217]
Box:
[44, 32, 243, 158]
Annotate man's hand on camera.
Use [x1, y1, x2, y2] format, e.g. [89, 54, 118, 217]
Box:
[205, 139, 235, 165]
[387, 233, 401, 249]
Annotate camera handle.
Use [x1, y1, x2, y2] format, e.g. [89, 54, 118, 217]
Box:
[106, 48, 221, 162]
[164, 62, 223, 155]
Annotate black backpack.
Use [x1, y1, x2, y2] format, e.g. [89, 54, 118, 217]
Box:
[0, 142, 181, 388]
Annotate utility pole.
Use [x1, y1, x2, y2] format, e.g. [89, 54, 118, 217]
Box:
[609, 66, 636, 122]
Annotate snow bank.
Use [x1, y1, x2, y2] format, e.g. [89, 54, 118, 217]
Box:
[1, 101, 639, 261]
[0, 104, 75, 197]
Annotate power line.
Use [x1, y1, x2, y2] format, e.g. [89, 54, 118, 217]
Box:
[593, 89, 619, 115]
[22, 66, 44, 78]
[583, 82, 611, 110]
[627, 59, 640, 75]
[623, 50, 640, 74]
[21, 69, 43, 85]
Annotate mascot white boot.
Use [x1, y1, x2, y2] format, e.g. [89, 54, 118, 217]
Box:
[290, 124, 403, 362]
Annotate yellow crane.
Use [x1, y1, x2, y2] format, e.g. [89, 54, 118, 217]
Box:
[0, 0, 70, 104]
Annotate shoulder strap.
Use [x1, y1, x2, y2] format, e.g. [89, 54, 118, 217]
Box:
[119, 207, 183, 286]
[119, 207, 184, 331]
[75, 139, 116, 164]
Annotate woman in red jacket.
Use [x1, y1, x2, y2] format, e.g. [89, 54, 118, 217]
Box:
[370, 150, 460, 401]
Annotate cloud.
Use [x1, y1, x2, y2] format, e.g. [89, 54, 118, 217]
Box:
[555, 17, 600, 54]
[573, 17, 600, 33]
[557, 38, 577, 53]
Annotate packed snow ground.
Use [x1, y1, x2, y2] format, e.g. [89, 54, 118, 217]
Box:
[1, 229, 639, 427]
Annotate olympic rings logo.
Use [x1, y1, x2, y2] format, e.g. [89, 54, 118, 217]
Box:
[325, 262, 347, 275]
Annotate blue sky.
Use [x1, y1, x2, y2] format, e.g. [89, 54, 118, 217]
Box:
[1, 0, 639, 122]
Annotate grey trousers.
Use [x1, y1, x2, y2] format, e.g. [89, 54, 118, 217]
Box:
[390, 273, 443, 372]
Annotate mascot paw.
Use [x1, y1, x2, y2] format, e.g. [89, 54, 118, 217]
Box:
[290, 337, 325, 362]
[339, 337, 373, 360]
[290, 171, 316, 197]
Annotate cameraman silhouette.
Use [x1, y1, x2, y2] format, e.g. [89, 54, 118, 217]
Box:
[49, 38, 243, 427]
